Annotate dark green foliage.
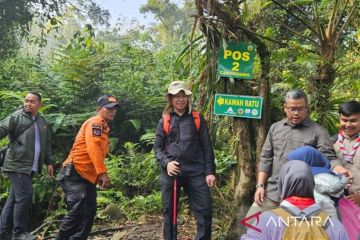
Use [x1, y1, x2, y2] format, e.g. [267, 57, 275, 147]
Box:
[215, 150, 237, 185]
[121, 191, 162, 220]
[0, 0, 358, 238]
[0, 0, 67, 59]
[106, 142, 160, 197]
[0, 0, 111, 61]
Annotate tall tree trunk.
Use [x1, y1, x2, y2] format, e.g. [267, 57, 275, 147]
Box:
[195, 0, 271, 238]
[309, 61, 336, 125]
[255, 41, 271, 166]
[226, 80, 256, 239]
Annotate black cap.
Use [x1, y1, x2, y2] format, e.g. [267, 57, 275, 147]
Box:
[97, 95, 120, 108]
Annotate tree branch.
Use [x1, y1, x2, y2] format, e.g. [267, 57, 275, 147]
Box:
[270, 0, 319, 37]
[205, 17, 285, 46]
[334, 0, 350, 31]
[273, 17, 318, 45]
[31, 220, 62, 235]
[326, 0, 340, 40]
[312, 2, 325, 42]
[189, 16, 199, 81]
[334, 1, 359, 45]
[88, 226, 128, 236]
[288, 0, 309, 16]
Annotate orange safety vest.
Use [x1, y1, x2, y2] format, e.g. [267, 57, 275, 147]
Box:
[162, 111, 201, 135]
[62, 115, 110, 184]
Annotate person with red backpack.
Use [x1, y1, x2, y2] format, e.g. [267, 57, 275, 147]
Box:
[154, 81, 216, 240]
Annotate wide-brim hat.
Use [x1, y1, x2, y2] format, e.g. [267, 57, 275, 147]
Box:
[166, 81, 192, 96]
[163, 81, 192, 115]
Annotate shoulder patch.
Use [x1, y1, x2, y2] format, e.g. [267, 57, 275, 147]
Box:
[92, 123, 102, 136]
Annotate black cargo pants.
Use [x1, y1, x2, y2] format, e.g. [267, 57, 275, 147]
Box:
[0, 172, 33, 236]
[56, 167, 97, 240]
[160, 172, 212, 240]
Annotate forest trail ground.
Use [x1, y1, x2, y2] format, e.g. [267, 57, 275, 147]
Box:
[46, 215, 196, 240]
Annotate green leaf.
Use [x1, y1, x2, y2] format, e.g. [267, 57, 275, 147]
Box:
[52, 113, 65, 133]
[123, 119, 142, 133]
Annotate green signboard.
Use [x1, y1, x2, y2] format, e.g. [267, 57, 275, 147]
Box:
[214, 94, 262, 119]
[217, 41, 256, 79]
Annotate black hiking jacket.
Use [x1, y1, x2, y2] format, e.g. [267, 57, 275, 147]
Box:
[0, 108, 54, 174]
[154, 111, 215, 176]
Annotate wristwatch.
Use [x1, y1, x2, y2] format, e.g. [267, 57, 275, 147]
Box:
[256, 184, 265, 188]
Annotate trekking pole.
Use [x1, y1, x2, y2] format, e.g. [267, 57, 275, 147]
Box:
[172, 175, 178, 240]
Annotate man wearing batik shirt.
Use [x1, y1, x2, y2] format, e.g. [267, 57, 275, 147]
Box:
[334, 100, 360, 206]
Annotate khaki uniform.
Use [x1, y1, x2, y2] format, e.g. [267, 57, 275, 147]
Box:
[334, 135, 360, 194]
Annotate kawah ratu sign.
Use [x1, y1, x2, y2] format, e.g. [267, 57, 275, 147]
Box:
[214, 94, 262, 119]
[217, 41, 255, 79]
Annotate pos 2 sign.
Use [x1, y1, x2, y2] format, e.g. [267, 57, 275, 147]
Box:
[217, 41, 255, 79]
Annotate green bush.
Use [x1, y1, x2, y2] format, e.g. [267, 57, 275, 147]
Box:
[106, 142, 160, 197]
[121, 191, 162, 220]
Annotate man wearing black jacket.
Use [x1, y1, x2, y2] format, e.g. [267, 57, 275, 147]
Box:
[154, 81, 216, 240]
[0, 92, 54, 240]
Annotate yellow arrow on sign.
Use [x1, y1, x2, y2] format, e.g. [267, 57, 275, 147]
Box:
[217, 97, 225, 106]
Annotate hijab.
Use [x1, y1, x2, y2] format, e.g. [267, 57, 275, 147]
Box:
[278, 160, 315, 200]
[287, 146, 334, 175]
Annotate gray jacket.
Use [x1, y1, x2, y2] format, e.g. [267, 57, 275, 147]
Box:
[259, 117, 341, 202]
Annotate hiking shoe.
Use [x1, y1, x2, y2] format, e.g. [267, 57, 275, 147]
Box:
[12, 232, 36, 240]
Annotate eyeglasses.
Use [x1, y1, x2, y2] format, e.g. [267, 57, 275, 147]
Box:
[172, 95, 188, 99]
[286, 106, 307, 113]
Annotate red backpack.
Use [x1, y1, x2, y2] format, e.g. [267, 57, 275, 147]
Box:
[162, 111, 201, 135]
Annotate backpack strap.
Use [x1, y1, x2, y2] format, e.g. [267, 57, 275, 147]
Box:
[316, 211, 330, 229]
[192, 111, 201, 131]
[9, 117, 36, 145]
[162, 111, 201, 136]
[162, 114, 171, 136]
[272, 207, 294, 224]
[272, 207, 330, 229]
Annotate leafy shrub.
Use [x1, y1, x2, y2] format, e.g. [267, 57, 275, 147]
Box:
[106, 142, 160, 197]
[96, 189, 126, 209]
[139, 132, 156, 148]
[121, 191, 162, 220]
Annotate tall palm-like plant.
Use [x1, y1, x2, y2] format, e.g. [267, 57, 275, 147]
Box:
[266, 0, 359, 125]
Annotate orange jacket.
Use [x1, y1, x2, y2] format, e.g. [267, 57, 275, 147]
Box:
[63, 115, 110, 184]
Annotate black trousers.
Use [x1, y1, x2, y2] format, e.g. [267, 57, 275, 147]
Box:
[160, 172, 212, 240]
[56, 168, 97, 240]
[0, 172, 32, 236]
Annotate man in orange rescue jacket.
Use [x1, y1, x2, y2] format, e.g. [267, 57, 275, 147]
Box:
[56, 95, 119, 240]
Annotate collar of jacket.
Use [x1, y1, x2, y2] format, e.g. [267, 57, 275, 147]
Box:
[94, 114, 110, 132]
[19, 107, 39, 120]
[284, 116, 312, 128]
[169, 109, 191, 117]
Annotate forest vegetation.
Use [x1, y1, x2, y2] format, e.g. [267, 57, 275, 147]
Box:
[0, 0, 359, 239]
